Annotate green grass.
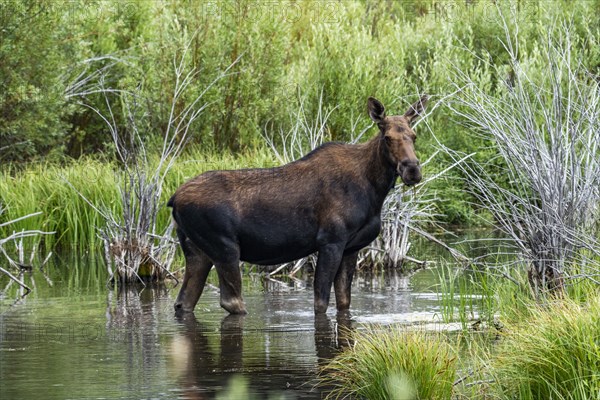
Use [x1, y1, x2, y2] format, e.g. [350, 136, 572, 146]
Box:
[320, 285, 600, 400]
[0, 147, 277, 250]
[320, 326, 458, 400]
[319, 267, 600, 399]
[449, 267, 600, 399]
[487, 295, 600, 400]
[0, 159, 120, 249]
[437, 264, 478, 329]
[436, 262, 549, 328]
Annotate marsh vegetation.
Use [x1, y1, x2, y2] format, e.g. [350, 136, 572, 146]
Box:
[2, 0, 600, 399]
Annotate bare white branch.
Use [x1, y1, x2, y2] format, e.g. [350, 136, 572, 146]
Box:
[66, 37, 240, 284]
[443, 21, 600, 292]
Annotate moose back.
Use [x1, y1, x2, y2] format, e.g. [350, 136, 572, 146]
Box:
[168, 95, 428, 314]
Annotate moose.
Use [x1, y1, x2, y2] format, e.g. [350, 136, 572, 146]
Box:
[168, 95, 428, 315]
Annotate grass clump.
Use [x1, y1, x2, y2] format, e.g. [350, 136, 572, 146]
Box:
[321, 326, 457, 400]
[489, 295, 600, 400]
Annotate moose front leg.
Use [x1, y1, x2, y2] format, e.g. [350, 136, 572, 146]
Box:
[334, 251, 358, 312]
[215, 263, 247, 315]
[314, 243, 345, 314]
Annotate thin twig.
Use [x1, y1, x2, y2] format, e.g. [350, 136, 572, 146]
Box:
[0, 265, 31, 295]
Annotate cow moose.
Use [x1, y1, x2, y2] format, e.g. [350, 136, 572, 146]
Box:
[168, 95, 428, 315]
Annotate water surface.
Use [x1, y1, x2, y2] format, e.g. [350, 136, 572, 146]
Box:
[0, 233, 498, 399]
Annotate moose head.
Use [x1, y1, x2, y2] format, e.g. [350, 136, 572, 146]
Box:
[367, 95, 428, 186]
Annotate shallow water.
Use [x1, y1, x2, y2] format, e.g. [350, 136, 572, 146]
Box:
[0, 233, 500, 399]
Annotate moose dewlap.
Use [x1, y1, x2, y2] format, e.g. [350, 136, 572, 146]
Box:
[168, 95, 428, 314]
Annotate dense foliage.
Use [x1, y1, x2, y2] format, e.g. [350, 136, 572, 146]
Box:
[1, 0, 599, 224]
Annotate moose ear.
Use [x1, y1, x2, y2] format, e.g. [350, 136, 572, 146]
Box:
[404, 94, 429, 124]
[367, 97, 386, 123]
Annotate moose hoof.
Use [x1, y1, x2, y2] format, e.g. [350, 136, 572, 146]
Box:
[220, 299, 247, 315]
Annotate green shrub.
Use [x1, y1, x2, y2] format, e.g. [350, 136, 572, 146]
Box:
[3, 0, 600, 224]
[0, 1, 71, 162]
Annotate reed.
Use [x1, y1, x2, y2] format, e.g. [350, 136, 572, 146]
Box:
[0, 159, 119, 250]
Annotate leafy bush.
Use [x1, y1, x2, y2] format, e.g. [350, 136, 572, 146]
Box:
[0, 1, 71, 162]
[3, 0, 600, 224]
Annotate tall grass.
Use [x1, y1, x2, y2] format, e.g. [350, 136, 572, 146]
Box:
[319, 277, 600, 399]
[0, 159, 120, 249]
[437, 264, 480, 329]
[321, 326, 457, 400]
[0, 149, 276, 251]
[488, 295, 600, 399]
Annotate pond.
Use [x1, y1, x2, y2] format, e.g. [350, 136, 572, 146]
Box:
[0, 231, 501, 399]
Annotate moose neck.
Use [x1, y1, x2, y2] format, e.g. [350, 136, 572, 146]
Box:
[364, 134, 398, 204]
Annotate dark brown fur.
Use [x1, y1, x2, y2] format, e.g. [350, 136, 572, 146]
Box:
[169, 96, 428, 314]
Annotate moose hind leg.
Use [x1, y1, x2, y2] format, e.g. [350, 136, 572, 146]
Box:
[174, 231, 213, 313]
[334, 251, 358, 312]
[215, 263, 247, 314]
[314, 243, 345, 314]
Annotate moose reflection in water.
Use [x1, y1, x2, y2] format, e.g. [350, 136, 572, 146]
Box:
[168, 95, 428, 315]
[104, 285, 353, 398]
[170, 312, 353, 399]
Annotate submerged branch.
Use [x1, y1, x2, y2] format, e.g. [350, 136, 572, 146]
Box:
[0, 265, 31, 295]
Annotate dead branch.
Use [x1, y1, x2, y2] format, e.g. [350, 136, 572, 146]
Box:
[67, 35, 241, 285]
[442, 19, 600, 292]
[0, 265, 31, 295]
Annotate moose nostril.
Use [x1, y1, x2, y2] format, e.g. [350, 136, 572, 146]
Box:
[401, 159, 419, 168]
